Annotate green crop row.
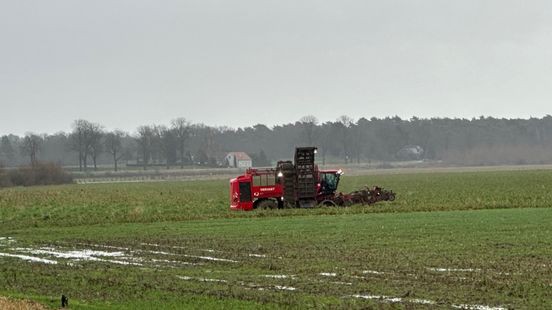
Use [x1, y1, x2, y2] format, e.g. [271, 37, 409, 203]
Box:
[1, 169, 552, 230]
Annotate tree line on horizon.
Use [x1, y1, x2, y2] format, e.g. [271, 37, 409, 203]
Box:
[2, 115, 552, 171]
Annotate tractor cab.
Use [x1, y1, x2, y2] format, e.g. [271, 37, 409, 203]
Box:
[318, 169, 343, 196]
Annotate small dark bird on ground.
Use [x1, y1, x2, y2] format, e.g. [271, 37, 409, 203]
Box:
[61, 295, 68, 308]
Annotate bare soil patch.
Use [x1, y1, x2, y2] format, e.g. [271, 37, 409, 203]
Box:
[0, 297, 47, 310]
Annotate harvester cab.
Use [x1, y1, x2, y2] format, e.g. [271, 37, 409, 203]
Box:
[318, 169, 343, 195]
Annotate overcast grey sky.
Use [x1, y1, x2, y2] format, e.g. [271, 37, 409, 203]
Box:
[1, 0, 552, 135]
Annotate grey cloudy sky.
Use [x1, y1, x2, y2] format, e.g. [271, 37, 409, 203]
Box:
[1, 0, 552, 135]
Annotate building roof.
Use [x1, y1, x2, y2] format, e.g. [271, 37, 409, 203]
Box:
[227, 152, 252, 161]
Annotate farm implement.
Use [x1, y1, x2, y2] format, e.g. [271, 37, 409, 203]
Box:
[229, 147, 395, 210]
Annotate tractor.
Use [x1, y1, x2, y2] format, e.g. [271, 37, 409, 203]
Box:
[229, 147, 395, 210]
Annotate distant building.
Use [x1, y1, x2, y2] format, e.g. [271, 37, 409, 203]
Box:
[397, 145, 424, 160]
[225, 152, 253, 168]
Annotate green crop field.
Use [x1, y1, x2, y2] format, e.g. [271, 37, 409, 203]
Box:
[0, 169, 551, 309]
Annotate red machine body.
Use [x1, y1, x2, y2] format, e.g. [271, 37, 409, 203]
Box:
[229, 167, 341, 211]
[229, 167, 283, 211]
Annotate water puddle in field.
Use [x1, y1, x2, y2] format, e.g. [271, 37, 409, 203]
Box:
[141, 243, 267, 260]
[264, 274, 295, 279]
[14, 247, 143, 266]
[25, 247, 126, 258]
[248, 253, 267, 258]
[410, 298, 436, 305]
[142, 243, 221, 254]
[0, 238, 229, 268]
[352, 294, 417, 304]
[362, 270, 385, 275]
[331, 281, 353, 285]
[274, 285, 297, 291]
[426, 267, 519, 277]
[76, 243, 237, 264]
[140, 243, 241, 262]
[182, 255, 238, 263]
[145, 249, 177, 256]
[428, 267, 481, 272]
[451, 304, 506, 310]
[0, 252, 58, 265]
[177, 275, 228, 283]
[351, 294, 506, 309]
[0, 237, 16, 244]
[177, 274, 299, 292]
[75, 243, 130, 251]
[319, 272, 337, 277]
[0, 237, 59, 265]
[142, 243, 266, 259]
[150, 258, 197, 266]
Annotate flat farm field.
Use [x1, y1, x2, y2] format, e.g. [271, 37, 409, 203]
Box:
[0, 169, 551, 309]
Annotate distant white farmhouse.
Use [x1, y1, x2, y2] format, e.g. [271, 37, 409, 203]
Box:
[397, 145, 424, 160]
[225, 152, 253, 168]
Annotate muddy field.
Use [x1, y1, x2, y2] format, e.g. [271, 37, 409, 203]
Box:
[1, 169, 551, 308]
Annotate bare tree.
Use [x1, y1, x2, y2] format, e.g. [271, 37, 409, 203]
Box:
[0, 136, 16, 166]
[69, 120, 103, 171]
[299, 115, 319, 146]
[150, 125, 165, 165]
[105, 130, 126, 171]
[337, 115, 354, 127]
[70, 120, 87, 171]
[87, 124, 104, 171]
[159, 127, 176, 169]
[137, 125, 153, 170]
[350, 123, 363, 164]
[336, 115, 355, 164]
[20, 133, 43, 166]
[171, 118, 190, 168]
[318, 123, 333, 166]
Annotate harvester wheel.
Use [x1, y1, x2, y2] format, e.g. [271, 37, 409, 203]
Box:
[256, 200, 277, 210]
[319, 200, 337, 207]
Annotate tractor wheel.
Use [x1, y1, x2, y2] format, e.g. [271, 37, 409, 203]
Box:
[319, 200, 337, 207]
[256, 200, 277, 210]
[387, 193, 396, 201]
